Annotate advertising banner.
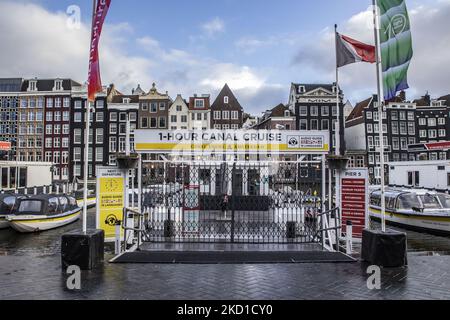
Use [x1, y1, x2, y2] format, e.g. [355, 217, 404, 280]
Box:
[134, 130, 330, 155]
[96, 167, 125, 241]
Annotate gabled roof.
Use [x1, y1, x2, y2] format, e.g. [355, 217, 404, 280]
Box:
[0, 78, 23, 92]
[211, 84, 243, 110]
[110, 94, 140, 104]
[292, 83, 334, 92]
[345, 96, 373, 128]
[21, 78, 81, 92]
[189, 95, 210, 111]
[437, 94, 450, 106]
[140, 82, 172, 101]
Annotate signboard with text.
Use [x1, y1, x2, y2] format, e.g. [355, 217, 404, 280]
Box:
[340, 169, 369, 238]
[96, 167, 125, 242]
[134, 130, 329, 155]
[0, 141, 11, 151]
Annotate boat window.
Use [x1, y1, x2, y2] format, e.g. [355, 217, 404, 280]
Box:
[68, 197, 77, 207]
[370, 194, 381, 206]
[397, 194, 421, 210]
[59, 196, 68, 211]
[48, 197, 60, 214]
[419, 194, 442, 209]
[3, 196, 16, 210]
[17, 201, 42, 214]
[437, 194, 450, 209]
[386, 197, 396, 210]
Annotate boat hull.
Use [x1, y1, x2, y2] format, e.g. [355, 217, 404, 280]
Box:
[369, 208, 450, 236]
[0, 216, 9, 229]
[7, 209, 81, 233]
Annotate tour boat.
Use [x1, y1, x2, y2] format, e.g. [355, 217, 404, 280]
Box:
[369, 188, 450, 235]
[6, 194, 81, 233]
[0, 194, 27, 230]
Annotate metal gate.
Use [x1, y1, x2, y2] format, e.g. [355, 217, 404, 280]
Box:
[139, 160, 327, 244]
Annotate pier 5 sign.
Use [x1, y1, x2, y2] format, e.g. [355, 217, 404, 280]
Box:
[134, 130, 329, 155]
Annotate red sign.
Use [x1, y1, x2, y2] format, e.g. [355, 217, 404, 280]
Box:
[340, 169, 368, 238]
[87, 0, 111, 102]
[0, 142, 11, 151]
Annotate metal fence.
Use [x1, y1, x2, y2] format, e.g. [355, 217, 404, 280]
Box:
[135, 160, 331, 244]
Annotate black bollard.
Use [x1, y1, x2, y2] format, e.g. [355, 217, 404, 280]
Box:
[61, 229, 105, 271]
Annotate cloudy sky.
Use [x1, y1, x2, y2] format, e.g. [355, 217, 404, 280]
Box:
[0, 0, 449, 114]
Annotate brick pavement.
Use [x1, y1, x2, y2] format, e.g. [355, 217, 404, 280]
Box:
[0, 253, 450, 300]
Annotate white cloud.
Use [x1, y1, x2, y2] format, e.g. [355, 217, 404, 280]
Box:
[291, 1, 450, 104]
[201, 17, 225, 37]
[0, 1, 284, 115]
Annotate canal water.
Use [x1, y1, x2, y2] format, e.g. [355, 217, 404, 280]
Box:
[1, 212, 450, 257]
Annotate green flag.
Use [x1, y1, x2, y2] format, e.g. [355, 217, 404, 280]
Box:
[378, 0, 413, 101]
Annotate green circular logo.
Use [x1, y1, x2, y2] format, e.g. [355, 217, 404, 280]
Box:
[391, 14, 407, 35]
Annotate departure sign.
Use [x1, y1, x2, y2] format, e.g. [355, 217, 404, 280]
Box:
[134, 130, 330, 155]
[340, 169, 369, 238]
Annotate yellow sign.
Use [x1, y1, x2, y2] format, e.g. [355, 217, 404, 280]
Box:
[96, 168, 125, 241]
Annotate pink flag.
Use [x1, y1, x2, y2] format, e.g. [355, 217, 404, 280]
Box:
[87, 0, 111, 102]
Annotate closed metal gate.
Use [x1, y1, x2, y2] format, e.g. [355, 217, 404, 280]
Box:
[140, 160, 326, 244]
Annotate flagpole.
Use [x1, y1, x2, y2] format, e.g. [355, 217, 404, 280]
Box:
[372, 0, 386, 232]
[334, 24, 341, 216]
[82, 0, 97, 234]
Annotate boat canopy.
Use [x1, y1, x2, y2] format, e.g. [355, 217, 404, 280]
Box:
[15, 194, 79, 216]
[370, 188, 450, 211]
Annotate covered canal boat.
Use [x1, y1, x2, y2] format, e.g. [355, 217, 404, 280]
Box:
[369, 188, 450, 235]
[0, 194, 27, 229]
[6, 194, 81, 233]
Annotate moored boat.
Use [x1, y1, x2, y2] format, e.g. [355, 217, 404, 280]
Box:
[6, 194, 81, 233]
[369, 188, 450, 235]
[0, 194, 27, 230]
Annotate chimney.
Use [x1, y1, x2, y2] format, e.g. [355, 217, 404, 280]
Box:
[399, 90, 406, 102]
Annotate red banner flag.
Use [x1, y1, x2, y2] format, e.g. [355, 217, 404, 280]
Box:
[87, 0, 111, 102]
[336, 32, 375, 68]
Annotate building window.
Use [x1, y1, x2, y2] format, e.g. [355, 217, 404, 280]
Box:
[119, 113, 127, 122]
[63, 111, 70, 122]
[46, 125, 52, 135]
[96, 100, 104, 109]
[74, 129, 82, 144]
[392, 137, 399, 150]
[400, 138, 407, 150]
[96, 128, 104, 144]
[407, 112, 414, 121]
[54, 124, 61, 135]
[62, 138, 69, 148]
[96, 112, 104, 122]
[110, 112, 117, 122]
[109, 137, 117, 153]
[428, 118, 437, 127]
[119, 123, 126, 135]
[419, 130, 427, 138]
[141, 117, 148, 128]
[321, 119, 329, 130]
[321, 106, 329, 116]
[54, 138, 60, 148]
[110, 123, 117, 134]
[438, 118, 446, 125]
[439, 129, 446, 137]
[310, 106, 319, 117]
[159, 103, 166, 111]
[53, 152, 61, 164]
[176, 105, 182, 112]
[159, 117, 166, 128]
[171, 115, 177, 123]
[150, 103, 157, 113]
[310, 119, 318, 130]
[368, 136, 374, 148]
[299, 106, 307, 116]
[429, 130, 437, 139]
[62, 151, 69, 164]
[141, 103, 148, 111]
[181, 115, 187, 123]
[224, 96, 229, 104]
[45, 152, 52, 163]
[74, 112, 82, 123]
[150, 118, 157, 128]
[367, 124, 373, 133]
[418, 118, 426, 126]
[214, 111, 221, 120]
[366, 111, 372, 120]
[222, 111, 230, 120]
[54, 98, 62, 108]
[62, 124, 70, 135]
[408, 122, 415, 135]
[195, 100, 204, 108]
[400, 122, 407, 135]
[96, 148, 103, 162]
[299, 119, 307, 130]
[119, 137, 126, 153]
[231, 111, 239, 120]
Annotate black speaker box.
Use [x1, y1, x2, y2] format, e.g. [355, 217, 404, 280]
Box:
[61, 229, 105, 270]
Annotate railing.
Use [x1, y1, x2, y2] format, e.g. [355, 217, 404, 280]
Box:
[0, 183, 75, 196]
[313, 207, 341, 252]
[122, 207, 149, 252]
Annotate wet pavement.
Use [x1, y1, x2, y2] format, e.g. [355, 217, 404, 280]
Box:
[1, 210, 450, 300]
